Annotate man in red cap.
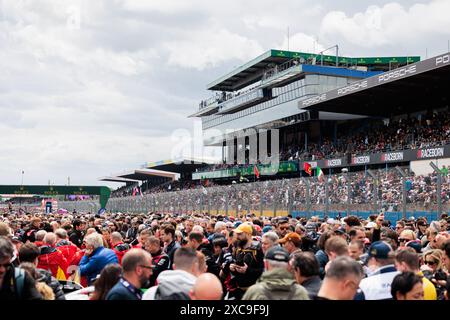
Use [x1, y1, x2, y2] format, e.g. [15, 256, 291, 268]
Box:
[279, 232, 302, 258]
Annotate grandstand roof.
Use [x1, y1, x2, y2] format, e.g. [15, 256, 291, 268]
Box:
[302, 51, 450, 117]
[207, 49, 420, 92]
[143, 157, 219, 174]
[100, 169, 179, 182]
[98, 177, 140, 183]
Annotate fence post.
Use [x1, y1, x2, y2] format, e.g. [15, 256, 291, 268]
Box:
[429, 162, 442, 218]
[367, 170, 378, 215]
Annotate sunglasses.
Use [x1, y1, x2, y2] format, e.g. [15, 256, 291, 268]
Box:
[425, 260, 436, 266]
[398, 238, 408, 242]
[279, 227, 289, 231]
[139, 265, 154, 270]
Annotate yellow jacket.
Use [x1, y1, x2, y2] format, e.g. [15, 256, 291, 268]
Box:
[418, 271, 437, 300]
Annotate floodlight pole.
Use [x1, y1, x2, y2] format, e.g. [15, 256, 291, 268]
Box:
[429, 162, 442, 217]
[367, 169, 378, 215]
[395, 166, 407, 220]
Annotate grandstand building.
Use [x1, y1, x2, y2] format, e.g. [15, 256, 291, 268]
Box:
[190, 49, 450, 182]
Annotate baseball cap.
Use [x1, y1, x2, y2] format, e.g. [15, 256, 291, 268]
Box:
[233, 223, 253, 235]
[365, 222, 377, 229]
[406, 240, 422, 254]
[334, 227, 346, 235]
[368, 241, 392, 259]
[265, 246, 290, 262]
[278, 232, 302, 246]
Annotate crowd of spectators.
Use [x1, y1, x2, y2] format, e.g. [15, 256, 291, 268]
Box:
[1, 208, 450, 301]
[106, 167, 450, 215]
[281, 109, 450, 161]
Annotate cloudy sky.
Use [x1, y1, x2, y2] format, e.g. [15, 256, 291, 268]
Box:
[1, 0, 450, 187]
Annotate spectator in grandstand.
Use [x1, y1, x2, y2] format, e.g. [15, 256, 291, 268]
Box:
[391, 272, 424, 300]
[242, 246, 309, 300]
[316, 256, 364, 300]
[79, 233, 119, 285]
[106, 249, 152, 300]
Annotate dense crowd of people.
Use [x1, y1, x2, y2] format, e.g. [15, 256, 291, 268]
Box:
[104, 167, 449, 215]
[1, 207, 450, 301]
[281, 109, 450, 161]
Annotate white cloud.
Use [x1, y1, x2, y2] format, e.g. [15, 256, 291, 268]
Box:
[0, 0, 449, 187]
[320, 0, 450, 55]
[164, 27, 264, 70]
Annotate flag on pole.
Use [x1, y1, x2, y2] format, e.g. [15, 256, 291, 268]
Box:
[253, 165, 260, 179]
[303, 162, 312, 176]
[317, 166, 324, 181]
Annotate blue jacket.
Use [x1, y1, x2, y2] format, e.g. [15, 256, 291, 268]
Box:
[315, 250, 329, 279]
[79, 247, 118, 285]
[106, 280, 140, 300]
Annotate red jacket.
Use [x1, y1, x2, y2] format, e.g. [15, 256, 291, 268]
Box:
[37, 246, 68, 278]
[112, 242, 131, 265]
[56, 239, 79, 264]
[68, 249, 88, 288]
[34, 241, 44, 247]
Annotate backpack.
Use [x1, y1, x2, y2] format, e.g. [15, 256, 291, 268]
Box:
[14, 268, 25, 299]
[260, 282, 298, 300]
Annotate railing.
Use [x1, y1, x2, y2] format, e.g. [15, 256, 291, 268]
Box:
[59, 168, 450, 221]
[261, 58, 302, 82]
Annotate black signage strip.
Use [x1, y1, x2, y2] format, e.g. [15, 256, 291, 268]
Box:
[301, 144, 450, 170]
[299, 51, 450, 109]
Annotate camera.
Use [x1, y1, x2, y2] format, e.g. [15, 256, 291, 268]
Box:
[434, 270, 447, 281]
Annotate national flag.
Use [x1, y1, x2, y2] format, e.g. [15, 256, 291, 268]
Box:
[316, 166, 324, 181]
[132, 187, 137, 197]
[253, 165, 260, 179]
[303, 162, 312, 176]
[56, 266, 66, 281]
